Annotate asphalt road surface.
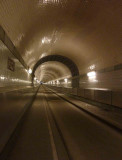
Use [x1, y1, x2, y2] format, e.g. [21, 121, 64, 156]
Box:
[5, 86, 122, 160]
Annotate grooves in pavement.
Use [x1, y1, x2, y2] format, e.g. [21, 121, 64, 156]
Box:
[6, 88, 54, 160]
[44, 87, 122, 160]
[5, 86, 122, 160]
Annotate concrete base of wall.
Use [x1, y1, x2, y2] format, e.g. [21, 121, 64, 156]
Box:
[46, 85, 122, 108]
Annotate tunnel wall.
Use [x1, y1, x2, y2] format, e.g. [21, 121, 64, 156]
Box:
[49, 67, 122, 90]
[0, 40, 32, 88]
[0, 27, 39, 154]
[0, 26, 37, 90]
[46, 66, 122, 108]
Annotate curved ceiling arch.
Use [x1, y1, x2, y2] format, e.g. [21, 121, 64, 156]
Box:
[35, 62, 71, 82]
[0, 0, 121, 82]
[32, 54, 79, 83]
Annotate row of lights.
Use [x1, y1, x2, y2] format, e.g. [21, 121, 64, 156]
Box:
[48, 78, 68, 85]
[0, 76, 5, 80]
[0, 68, 39, 83]
[40, 0, 60, 5]
[0, 75, 31, 83]
[1, 72, 97, 82]
[26, 69, 97, 83]
[27, 67, 97, 84]
[48, 71, 97, 84]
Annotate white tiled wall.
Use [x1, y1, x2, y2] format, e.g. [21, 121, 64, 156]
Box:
[0, 40, 31, 87]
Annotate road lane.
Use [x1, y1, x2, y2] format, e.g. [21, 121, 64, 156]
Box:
[6, 89, 53, 160]
[45, 89, 122, 160]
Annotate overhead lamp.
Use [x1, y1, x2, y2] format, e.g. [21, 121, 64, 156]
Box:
[64, 78, 68, 83]
[57, 80, 59, 84]
[89, 64, 95, 70]
[41, 37, 51, 44]
[0, 76, 5, 80]
[34, 77, 37, 80]
[87, 71, 96, 77]
[87, 71, 97, 81]
[28, 68, 32, 74]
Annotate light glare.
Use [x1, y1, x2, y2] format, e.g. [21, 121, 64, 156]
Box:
[87, 71, 96, 77]
[57, 80, 59, 84]
[64, 78, 68, 83]
[28, 68, 32, 74]
[41, 37, 51, 44]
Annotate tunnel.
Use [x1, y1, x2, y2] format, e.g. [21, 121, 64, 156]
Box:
[0, 0, 122, 160]
[32, 54, 79, 87]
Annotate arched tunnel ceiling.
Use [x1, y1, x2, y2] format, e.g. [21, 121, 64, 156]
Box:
[0, 0, 122, 81]
[35, 61, 71, 82]
[32, 55, 79, 80]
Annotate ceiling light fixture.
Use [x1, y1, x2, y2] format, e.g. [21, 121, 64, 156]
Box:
[64, 78, 68, 83]
[28, 68, 32, 74]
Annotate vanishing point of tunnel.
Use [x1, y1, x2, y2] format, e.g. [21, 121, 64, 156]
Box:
[0, 1, 122, 160]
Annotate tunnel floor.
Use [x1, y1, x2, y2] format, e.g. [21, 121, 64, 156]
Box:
[2, 86, 122, 160]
